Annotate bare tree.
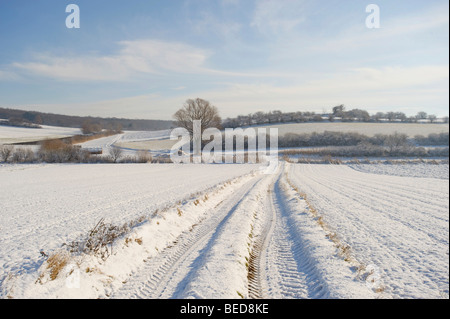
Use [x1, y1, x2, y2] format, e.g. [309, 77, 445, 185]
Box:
[0, 145, 14, 162]
[372, 112, 385, 122]
[109, 147, 123, 163]
[136, 150, 152, 163]
[173, 98, 222, 137]
[81, 120, 102, 135]
[428, 114, 437, 123]
[332, 105, 345, 117]
[253, 111, 266, 125]
[385, 132, 409, 153]
[386, 112, 396, 122]
[416, 111, 428, 120]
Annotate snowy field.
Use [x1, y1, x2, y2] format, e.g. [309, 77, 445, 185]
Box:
[0, 163, 258, 296]
[1, 161, 448, 299]
[348, 163, 449, 179]
[75, 130, 173, 157]
[0, 125, 81, 144]
[1, 123, 449, 299]
[287, 164, 449, 299]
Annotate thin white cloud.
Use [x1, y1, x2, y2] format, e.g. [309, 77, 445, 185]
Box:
[193, 12, 242, 39]
[118, 39, 209, 73]
[11, 40, 211, 82]
[13, 56, 129, 81]
[309, 3, 449, 53]
[0, 69, 21, 81]
[251, 0, 306, 35]
[9, 38, 277, 82]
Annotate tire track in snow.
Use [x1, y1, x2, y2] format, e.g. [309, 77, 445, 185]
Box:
[111, 174, 265, 299]
[246, 178, 276, 299]
[257, 171, 329, 299]
[111, 164, 372, 299]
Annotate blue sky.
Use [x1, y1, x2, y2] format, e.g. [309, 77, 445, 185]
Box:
[0, 0, 448, 120]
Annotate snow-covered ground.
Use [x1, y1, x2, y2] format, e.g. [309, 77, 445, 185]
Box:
[119, 130, 171, 142]
[2, 161, 447, 299]
[0, 124, 172, 158]
[0, 125, 81, 144]
[75, 130, 173, 157]
[287, 164, 449, 299]
[348, 163, 449, 179]
[0, 163, 259, 297]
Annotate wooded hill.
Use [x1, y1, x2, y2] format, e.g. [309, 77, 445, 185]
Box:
[0, 107, 173, 131]
[222, 105, 449, 128]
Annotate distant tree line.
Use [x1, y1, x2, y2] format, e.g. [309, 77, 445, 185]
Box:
[80, 119, 124, 135]
[277, 131, 449, 148]
[0, 117, 42, 128]
[0, 141, 159, 164]
[277, 131, 449, 158]
[222, 105, 449, 128]
[284, 145, 449, 160]
[0, 107, 173, 131]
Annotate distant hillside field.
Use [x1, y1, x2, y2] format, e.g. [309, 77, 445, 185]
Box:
[0, 124, 81, 144]
[250, 122, 449, 137]
[116, 139, 178, 152]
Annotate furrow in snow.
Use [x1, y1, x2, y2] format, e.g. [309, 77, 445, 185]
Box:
[261, 166, 374, 299]
[287, 164, 449, 299]
[111, 173, 266, 299]
[261, 175, 329, 299]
